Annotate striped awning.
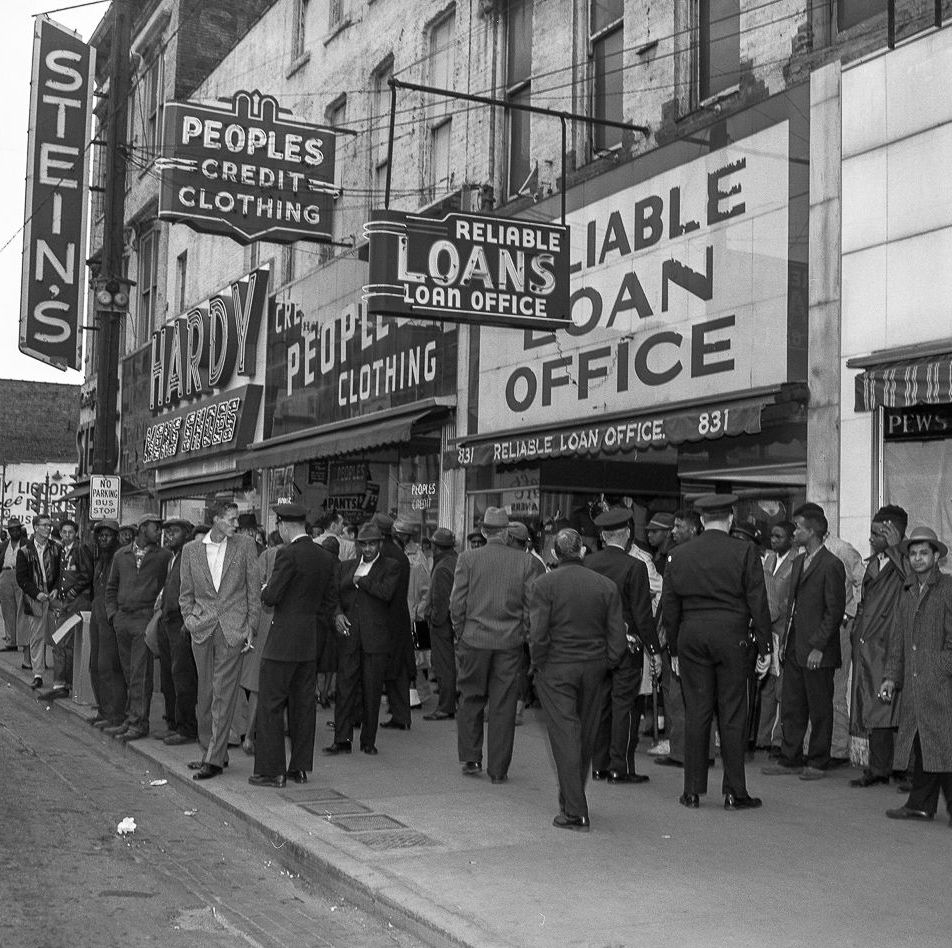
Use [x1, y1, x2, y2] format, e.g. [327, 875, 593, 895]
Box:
[854, 357, 952, 412]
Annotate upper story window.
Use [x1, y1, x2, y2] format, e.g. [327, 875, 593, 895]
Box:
[329, 0, 346, 31]
[371, 60, 394, 203]
[506, 0, 533, 199]
[698, 0, 740, 102]
[427, 10, 456, 197]
[293, 0, 310, 59]
[175, 250, 187, 314]
[326, 96, 348, 244]
[135, 51, 163, 166]
[837, 0, 881, 31]
[591, 0, 623, 152]
[136, 225, 159, 348]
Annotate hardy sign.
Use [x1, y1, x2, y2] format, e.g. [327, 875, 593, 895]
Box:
[158, 90, 338, 244]
[363, 209, 570, 331]
[20, 16, 95, 371]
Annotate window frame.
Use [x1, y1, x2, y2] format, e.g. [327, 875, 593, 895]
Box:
[426, 9, 456, 198]
[175, 250, 187, 314]
[589, 1, 624, 155]
[293, 0, 310, 59]
[136, 225, 159, 348]
[371, 59, 394, 204]
[696, 0, 741, 106]
[505, 0, 533, 200]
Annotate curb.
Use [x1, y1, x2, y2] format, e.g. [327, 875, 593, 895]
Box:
[0, 660, 513, 948]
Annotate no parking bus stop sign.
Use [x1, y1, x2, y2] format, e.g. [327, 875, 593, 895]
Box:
[89, 475, 120, 521]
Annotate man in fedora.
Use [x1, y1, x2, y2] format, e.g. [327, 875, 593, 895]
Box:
[882, 526, 952, 825]
[450, 506, 537, 781]
[250, 503, 338, 787]
[661, 494, 772, 811]
[326, 522, 400, 755]
[423, 528, 458, 721]
[178, 500, 261, 780]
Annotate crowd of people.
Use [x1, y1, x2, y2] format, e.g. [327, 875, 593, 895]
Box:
[1, 492, 949, 833]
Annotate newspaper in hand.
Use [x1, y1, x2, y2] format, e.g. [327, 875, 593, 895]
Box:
[51, 612, 82, 645]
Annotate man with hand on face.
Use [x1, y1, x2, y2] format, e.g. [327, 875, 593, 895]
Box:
[849, 505, 908, 788]
[179, 501, 261, 780]
[325, 522, 400, 756]
[661, 494, 772, 811]
[250, 504, 339, 788]
[104, 514, 171, 740]
[882, 527, 952, 825]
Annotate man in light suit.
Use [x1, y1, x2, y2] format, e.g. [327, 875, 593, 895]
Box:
[179, 500, 261, 780]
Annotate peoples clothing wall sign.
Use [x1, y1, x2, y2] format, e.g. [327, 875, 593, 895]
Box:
[363, 209, 570, 331]
[158, 90, 338, 244]
[20, 16, 95, 371]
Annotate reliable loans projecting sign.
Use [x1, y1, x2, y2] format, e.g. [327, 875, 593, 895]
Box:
[363, 209, 571, 332]
[158, 90, 338, 244]
[20, 16, 95, 371]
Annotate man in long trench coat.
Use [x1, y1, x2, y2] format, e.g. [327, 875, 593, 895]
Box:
[849, 505, 909, 787]
[881, 527, 952, 824]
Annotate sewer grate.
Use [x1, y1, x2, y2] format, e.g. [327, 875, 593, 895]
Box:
[278, 788, 347, 802]
[300, 800, 371, 817]
[332, 814, 406, 833]
[353, 830, 438, 851]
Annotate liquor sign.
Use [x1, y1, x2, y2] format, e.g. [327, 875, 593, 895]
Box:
[158, 89, 338, 244]
[19, 16, 95, 371]
[363, 209, 571, 331]
[142, 384, 262, 468]
[89, 475, 120, 520]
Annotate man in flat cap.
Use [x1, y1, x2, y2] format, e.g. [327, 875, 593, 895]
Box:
[88, 520, 123, 728]
[881, 527, 952, 824]
[326, 522, 400, 755]
[849, 504, 909, 788]
[585, 507, 660, 784]
[661, 494, 772, 810]
[423, 528, 458, 721]
[158, 517, 198, 746]
[450, 506, 537, 781]
[104, 514, 171, 741]
[251, 503, 338, 787]
[179, 500, 261, 779]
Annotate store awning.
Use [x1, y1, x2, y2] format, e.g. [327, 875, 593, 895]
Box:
[157, 470, 250, 501]
[852, 353, 952, 412]
[244, 398, 454, 470]
[445, 385, 805, 469]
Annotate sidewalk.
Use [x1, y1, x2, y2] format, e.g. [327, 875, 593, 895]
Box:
[2, 648, 949, 948]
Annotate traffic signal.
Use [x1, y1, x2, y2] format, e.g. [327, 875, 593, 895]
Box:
[95, 278, 130, 311]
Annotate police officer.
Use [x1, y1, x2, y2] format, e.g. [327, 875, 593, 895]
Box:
[661, 494, 772, 811]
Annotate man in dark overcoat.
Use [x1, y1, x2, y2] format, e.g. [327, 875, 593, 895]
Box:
[882, 527, 952, 824]
[662, 494, 772, 811]
[529, 529, 627, 831]
[251, 503, 339, 787]
[585, 507, 659, 784]
[423, 528, 458, 721]
[850, 505, 909, 787]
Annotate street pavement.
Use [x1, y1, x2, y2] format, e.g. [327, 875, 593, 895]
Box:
[1, 648, 949, 948]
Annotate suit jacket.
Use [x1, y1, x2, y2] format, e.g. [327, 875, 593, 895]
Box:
[584, 544, 659, 653]
[16, 538, 60, 603]
[763, 551, 795, 634]
[178, 533, 261, 647]
[55, 542, 93, 614]
[261, 534, 339, 662]
[781, 546, 846, 667]
[380, 538, 412, 639]
[427, 549, 457, 633]
[529, 560, 627, 670]
[661, 529, 772, 659]
[338, 555, 400, 654]
[161, 548, 185, 628]
[450, 535, 536, 650]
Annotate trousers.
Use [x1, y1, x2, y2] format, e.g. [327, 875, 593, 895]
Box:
[335, 639, 387, 748]
[867, 726, 897, 777]
[114, 610, 153, 732]
[255, 658, 317, 776]
[0, 569, 18, 646]
[156, 618, 177, 730]
[906, 731, 952, 816]
[536, 659, 609, 820]
[167, 618, 198, 737]
[428, 623, 457, 716]
[91, 606, 125, 723]
[660, 649, 687, 761]
[592, 648, 642, 774]
[456, 643, 522, 778]
[779, 657, 835, 770]
[192, 625, 245, 768]
[384, 629, 413, 726]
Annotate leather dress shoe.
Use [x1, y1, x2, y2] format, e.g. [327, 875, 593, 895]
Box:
[886, 805, 933, 821]
[679, 793, 700, 809]
[591, 769, 610, 781]
[193, 763, 223, 780]
[323, 741, 352, 755]
[423, 711, 454, 721]
[608, 770, 649, 784]
[552, 813, 590, 832]
[653, 756, 684, 768]
[31, 677, 43, 690]
[164, 732, 196, 746]
[461, 761, 482, 776]
[724, 793, 763, 811]
[360, 744, 378, 755]
[379, 719, 410, 730]
[118, 729, 148, 742]
[103, 723, 129, 736]
[850, 772, 889, 788]
[490, 775, 508, 785]
[248, 774, 286, 788]
[286, 769, 307, 784]
[187, 760, 204, 770]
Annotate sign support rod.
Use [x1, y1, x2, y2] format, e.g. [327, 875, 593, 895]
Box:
[384, 82, 397, 209]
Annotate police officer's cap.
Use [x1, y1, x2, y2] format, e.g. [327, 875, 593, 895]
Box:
[693, 493, 738, 514]
[594, 508, 633, 530]
[275, 503, 307, 522]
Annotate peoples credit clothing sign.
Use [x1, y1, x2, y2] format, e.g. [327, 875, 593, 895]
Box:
[264, 257, 457, 439]
[19, 16, 95, 371]
[476, 122, 791, 430]
[158, 90, 337, 244]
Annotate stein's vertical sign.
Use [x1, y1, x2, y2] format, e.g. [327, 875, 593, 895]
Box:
[20, 17, 95, 371]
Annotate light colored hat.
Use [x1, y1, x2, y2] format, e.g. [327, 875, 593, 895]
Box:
[482, 506, 509, 528]
[902, 526, 948, 558]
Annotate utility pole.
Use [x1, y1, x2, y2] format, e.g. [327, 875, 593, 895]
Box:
[92, 0, 132, 475]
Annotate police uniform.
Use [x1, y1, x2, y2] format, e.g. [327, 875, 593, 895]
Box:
[660, 494, 771, 808]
